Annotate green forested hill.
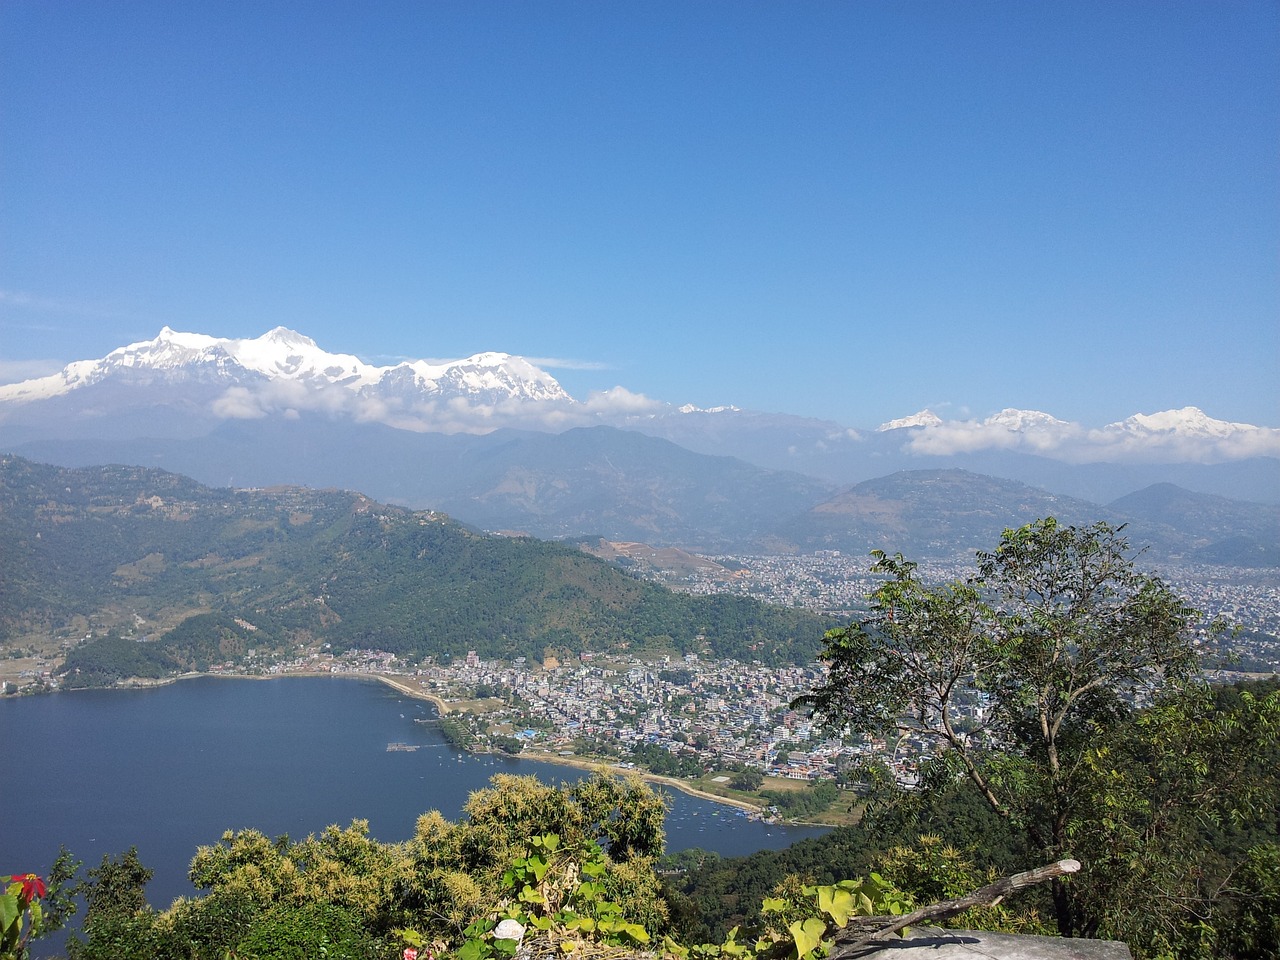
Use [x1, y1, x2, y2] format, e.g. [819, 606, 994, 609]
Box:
[0, 455, 830, 679]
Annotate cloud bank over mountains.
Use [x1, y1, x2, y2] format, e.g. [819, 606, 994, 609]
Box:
[1, 326, 1276, 466]
[882, 406, 1280, 464]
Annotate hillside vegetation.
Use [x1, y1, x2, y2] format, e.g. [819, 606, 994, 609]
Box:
[0, 456, 830, 683]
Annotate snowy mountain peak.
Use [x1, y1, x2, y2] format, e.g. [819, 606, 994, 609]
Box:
[221, 328, 374, 384]
[260, 326, 318, 348]
[1108, 406, 1256, 439]
[2, 328, 1274, 463]
[117, 327, 222, 366]
[394, 351, 571, 403]
[0, 326, 573, 417]
[877, 409, 943, 431]
[678, 403, 743, 415]
[985, 408, 1072, 432]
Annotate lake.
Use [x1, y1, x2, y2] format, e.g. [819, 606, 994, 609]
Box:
[1, 676, 828, 927]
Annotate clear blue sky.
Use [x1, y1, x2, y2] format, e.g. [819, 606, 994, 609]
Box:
[2, 1, 1276, 428]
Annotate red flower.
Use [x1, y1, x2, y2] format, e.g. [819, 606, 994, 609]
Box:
[7, 873, 46, 901]
[403, 949, 419, 960]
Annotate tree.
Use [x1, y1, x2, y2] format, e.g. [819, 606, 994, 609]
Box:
[1064, 683, 1280, 955]
[68, 848, 160, 960]
[81, 848, 152, 925]
[793, 519, 1214, 939]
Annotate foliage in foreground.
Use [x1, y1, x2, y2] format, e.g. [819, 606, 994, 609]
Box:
[29, 770, 1054, 960]
[794, 518, 1280, 958]
[57, 771, 669, 960]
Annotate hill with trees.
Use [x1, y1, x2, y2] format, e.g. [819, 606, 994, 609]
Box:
[0, 455, 831, 684]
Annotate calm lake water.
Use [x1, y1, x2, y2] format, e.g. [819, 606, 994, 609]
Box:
[2, 676, 827, 921]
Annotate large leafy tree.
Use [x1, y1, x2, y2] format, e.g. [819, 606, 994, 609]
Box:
[65, 771, 671, 959]
[794, 519, 1278, 948]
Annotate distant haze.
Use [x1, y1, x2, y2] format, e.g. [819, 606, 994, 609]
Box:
[2, 327, 1277, 470]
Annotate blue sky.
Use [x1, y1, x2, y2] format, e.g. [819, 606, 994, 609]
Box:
[2, 1, 1276, 429]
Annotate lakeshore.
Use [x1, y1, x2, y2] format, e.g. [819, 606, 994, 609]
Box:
[10, 664, 844, 824]
[2, 676, 830, 923]
[368, 672, 771, 817]
[27, 667, 789, 819]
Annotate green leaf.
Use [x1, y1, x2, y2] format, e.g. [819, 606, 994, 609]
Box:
[816, 885, 855, 927]
[464, 918, 495, 939]
[527, 855, 549, 883]
[662, 935, 690, 959]
[788, 917, 828, 960]
[395, 928, 425, 948]
[622, 922, 651, 944]
[0, 894, 22, 938]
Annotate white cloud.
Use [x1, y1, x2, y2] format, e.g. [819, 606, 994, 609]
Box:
[581, 386, 663, 416]
[211, 380, 364, 421]
[894, 408, 1280, 464]
[208, 378, 1279, 464]
[1082, 423, 1280, 463]
[205, 378, 638, 436]
[210, 386, 269, 419]
[0, 289, 64, 310]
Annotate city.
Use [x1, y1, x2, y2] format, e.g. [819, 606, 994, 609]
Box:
[188, 547, 1277, 821]
[7, 547, 1275, 823]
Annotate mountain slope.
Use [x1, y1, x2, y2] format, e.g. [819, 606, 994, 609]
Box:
[425, 426, 834, 549]
[764, 470, 1280, 566]
[773, 469, 1114, 557]
[1109, 483, 1280, 566]
[0, 456, 830, 674]
[9, 421, 835, 551]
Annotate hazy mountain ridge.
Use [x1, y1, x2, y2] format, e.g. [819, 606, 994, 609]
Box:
[772, 469, 1114, 557]
[2, 328, 1278, 557]
[7, 424, 1278, 565]
[0, 455, 829, 668]
[1107, 483, 1280, 566]
[6, 420, 837, 552]
[5, 429, 1275, 568]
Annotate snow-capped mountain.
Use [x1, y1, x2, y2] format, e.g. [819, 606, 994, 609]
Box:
[876, 409, 943, 431]
[1, 327, 1277, 506]
[1101, 406, 1266, 441]
[0, 326, 573, 409]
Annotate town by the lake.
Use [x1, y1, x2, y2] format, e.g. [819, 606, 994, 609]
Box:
[7, 548, 1276, 823]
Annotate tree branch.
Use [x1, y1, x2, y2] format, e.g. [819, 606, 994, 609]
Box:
[832, 859, 1081, 953]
